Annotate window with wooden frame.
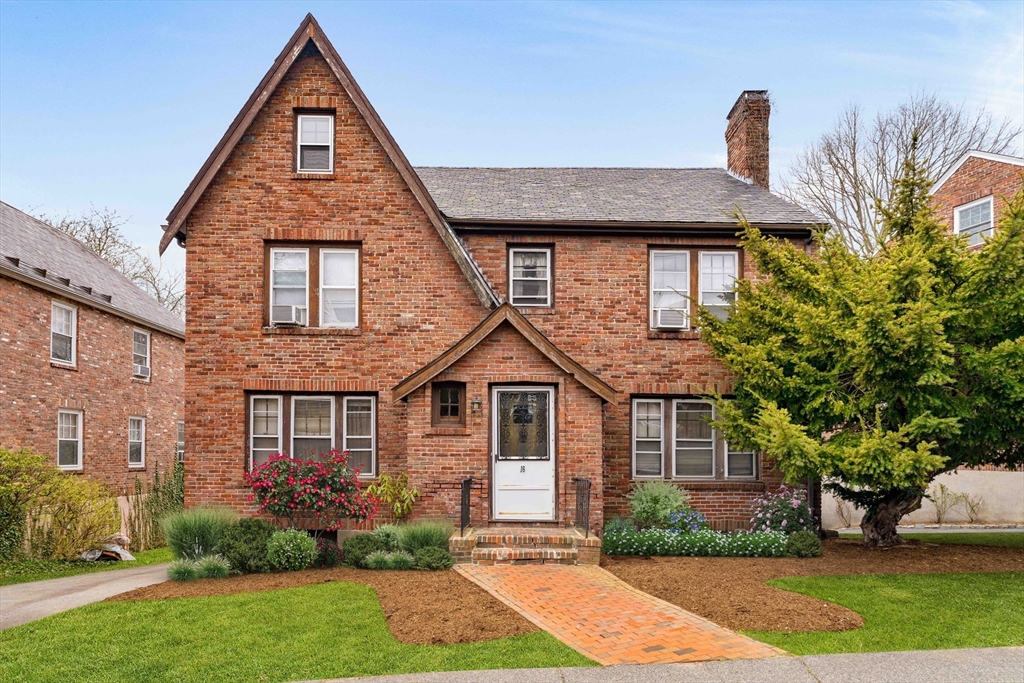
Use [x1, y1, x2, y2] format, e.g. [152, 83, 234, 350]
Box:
[266, 244, 360, 328]
[57, 409, 82, 470]
[508, 247, 552, 307]
[296, 113, 334, 173]
[432, 382, 466, 427]
[247, 393, 376, 476]
[631, 397, 758, 481]
[954, 196, 994, 246]
[51, 301, 77, 364]
[128, 416, 146, 468]
[649, 249, 742, 329]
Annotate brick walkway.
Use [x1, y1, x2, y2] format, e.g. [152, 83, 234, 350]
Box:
[456, 564, 784, 666]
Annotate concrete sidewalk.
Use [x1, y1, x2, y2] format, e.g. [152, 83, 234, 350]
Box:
[320, 647, 1024, 683]
[0, 563, 169, 630]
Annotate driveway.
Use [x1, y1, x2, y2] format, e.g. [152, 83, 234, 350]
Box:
[0, 563, 169, 630]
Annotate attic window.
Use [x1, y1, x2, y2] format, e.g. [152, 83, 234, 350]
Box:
[297, 114, 334, 173]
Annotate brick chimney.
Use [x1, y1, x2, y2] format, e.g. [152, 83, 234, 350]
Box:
[725, 90, 770, 190]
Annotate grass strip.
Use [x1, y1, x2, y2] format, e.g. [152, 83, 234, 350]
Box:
[0, 547, 173, 586]
[836, 531, 1024, 547]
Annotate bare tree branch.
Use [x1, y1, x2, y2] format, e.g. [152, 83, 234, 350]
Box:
[782, 92, 1022, 253]
[37, 206, 184, 317]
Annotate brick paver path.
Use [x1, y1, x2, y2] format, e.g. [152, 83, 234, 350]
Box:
[456, 564, 784, 666]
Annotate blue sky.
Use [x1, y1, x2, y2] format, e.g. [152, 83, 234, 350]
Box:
[1, 1, 1021, 272]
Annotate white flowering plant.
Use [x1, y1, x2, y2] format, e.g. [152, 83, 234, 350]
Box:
[602, 528, 788, 557]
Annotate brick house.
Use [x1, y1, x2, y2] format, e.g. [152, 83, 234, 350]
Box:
[159, 15, 819, 541]
[1, 203, 185, 494]
[931, 149, 1024, 245]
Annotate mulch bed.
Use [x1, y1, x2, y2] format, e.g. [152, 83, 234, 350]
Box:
[108, 567, 538, 645]
[602, 538, 1024, 633]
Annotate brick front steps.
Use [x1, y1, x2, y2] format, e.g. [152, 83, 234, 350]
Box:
[450, 528, 601, 565]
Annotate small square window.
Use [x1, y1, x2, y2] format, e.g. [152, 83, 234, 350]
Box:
[297, 114, 334, 173]
[432, 382, 466, 426]
[509, 248, 552, 307]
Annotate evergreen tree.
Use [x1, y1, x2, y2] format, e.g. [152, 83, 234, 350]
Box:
[701, 150, 1024, 546]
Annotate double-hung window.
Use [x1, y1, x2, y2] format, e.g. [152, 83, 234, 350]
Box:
[631, 398, 757, 480]
[129, 417, 146, 467]
[292, 396, 334, 459]
[320, 249, 358, 327]
[250, 396, 283, 466]
[343, 397, 376, 476]
[176, 421, 185, 463]
[650, 250, 689, 329]
[700, 252, 738, 321]
[57, 410, 82, 469]
[51, 301, 76, 364]
[954, 197, 993, 246]
[296, 114, 334, 173]
[133, 330, 151, 378]
[509, 248, 552, 307]
[270, 248, 308, 326]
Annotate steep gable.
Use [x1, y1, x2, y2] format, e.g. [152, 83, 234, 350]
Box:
[160, 13, 497, 309]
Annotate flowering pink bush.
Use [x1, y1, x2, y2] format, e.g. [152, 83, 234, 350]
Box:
[749, 484, 816, 535]
[244, 450, 377, 530]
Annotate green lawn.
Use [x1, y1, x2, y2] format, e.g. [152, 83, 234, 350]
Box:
[746, 571, 1024, 655]
[0, 547, 173, 586]
[0, 581, 595, 682]
[836, 531, 1024, 547]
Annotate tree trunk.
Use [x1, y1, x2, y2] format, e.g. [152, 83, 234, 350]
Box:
[860, 490, 923, 547]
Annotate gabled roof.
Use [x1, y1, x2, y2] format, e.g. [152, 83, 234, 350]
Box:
[159, 14, 498, 309]
[1, 202, 185, 337]
[392, 303, 617, 403]
[415, 167, 821, 226]
[931, 150, 1024, 194]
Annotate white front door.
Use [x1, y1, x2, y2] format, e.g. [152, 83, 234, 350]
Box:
[492, 386, 556, 521]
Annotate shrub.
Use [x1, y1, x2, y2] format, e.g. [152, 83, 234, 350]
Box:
[602, 528, 788, 557]
[0, 448, 60, 562]
[218, 518, 277, 574]
[196, 554, 232, 579]
[342, 534, 385, 568]
[627, 481, 689, 529]
[168, 559, 199, 582]
[413, 546, 454, 570]
[267, 529, 317, 571]
[667, 509, 709, 533]
[126, 460, 184, 552]
[315, 537, 344, 568]
[161, 508, 237, 561]
[365, 473, 420, 520]
[25, 476, 120, 561]
[388, 551, 415, 570]
[396, 520, 453, 554]
[786, 530, 823, 558]
[604, 517, 636, 535]
[245, 451, 376, 530]
[373, 524, 400, 552]
[749, 485, 816, 535]
[364, 550, 390, 569]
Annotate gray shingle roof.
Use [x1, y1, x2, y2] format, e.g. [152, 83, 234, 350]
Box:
[415, 167, 820, 225]
[0, 202, 185, 336]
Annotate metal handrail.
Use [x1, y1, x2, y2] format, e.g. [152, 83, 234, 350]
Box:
[571, 477, 592, 538]
[460, 477, 472, 536]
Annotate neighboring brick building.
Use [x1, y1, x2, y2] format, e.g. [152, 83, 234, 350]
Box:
[159, 15, 819, 537]
[931, 149, 1024, 245]
[1, 202, 185, 494]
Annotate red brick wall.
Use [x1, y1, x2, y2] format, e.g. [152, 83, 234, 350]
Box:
[932, 156, 1024, 230]
[0, 276, 184, 494]
[182, 47, 489, 511]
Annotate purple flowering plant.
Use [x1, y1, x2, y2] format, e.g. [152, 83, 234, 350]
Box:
[749, 484, 816, 535]
[667, 509, 709, 533]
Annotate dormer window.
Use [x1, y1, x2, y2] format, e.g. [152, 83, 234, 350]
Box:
[296, 114, 334, 173]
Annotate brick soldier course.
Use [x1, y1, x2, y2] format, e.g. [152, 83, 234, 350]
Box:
[159, 14, 821, 544]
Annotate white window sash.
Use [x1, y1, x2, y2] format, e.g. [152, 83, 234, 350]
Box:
[176, 421, 185, 463]
[954, 196, 994, 245]
[296, 114, 334, 173]
[290, 395, 335, 459]
[250, 395, 283, 468]
[133, 329, 151, 376]
[270, 248, 309, 325]
[699, 251, 738, 321]
[672, 399, 716, 479]
[650, 250, 690, 329]
[128, 417, 146, 467]
[57, 409, 82, 470]
[50, 301, 77, 364]
[632, 399, 664, 478]
[725, 442, 758, 479]
[343, 396, 376, 477]
[509, 248, 552, 307]
[320, 248, 359, 328]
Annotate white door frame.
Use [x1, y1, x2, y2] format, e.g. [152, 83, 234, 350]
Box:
[491, 385, 556, 521]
